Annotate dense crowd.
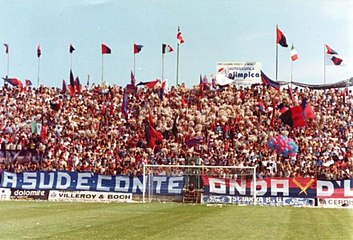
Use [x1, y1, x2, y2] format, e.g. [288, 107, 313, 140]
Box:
[0, 81, 352, 180]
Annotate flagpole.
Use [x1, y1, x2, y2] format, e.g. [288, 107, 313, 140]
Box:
[176, 42, 180, 86]
[324, 44, 326, 84]
[6, 49, 9, 78]
[37, 57, 40, 87]
[101, 54, 104, 84]
[162, 51, 164, 81]
[70, 52, 73, 70]
[134, 53, 136, 78]
[275, 25, 279, 81]
[291, 60, 293, 83]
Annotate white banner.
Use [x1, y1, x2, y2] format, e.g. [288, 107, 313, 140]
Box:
[202, 195, 315, 207]
[48, 190, 133, 202]
[216, 62, 262, 86]
[0, 188, 11, 200]
[318, 198, 353, 208]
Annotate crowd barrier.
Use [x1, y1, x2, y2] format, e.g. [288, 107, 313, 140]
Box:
[0, 171, 352, 208]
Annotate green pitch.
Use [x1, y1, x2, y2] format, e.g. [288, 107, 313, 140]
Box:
[0, 201, 352, 240]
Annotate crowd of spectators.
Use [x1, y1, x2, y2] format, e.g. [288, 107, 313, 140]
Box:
[0, 81, 352, 180]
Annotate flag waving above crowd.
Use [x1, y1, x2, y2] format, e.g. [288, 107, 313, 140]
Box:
[162, 44, 173, 54]
[325, 44, 343, 66]
[325, 44, 338, 55]
[37, 45, 41, 57]
[4, 43, 9, 54]
[0, 26, 350, 90]
[69, 44, 75, 53]
[291, 44, 298, 61]
[177, 27, 184, 45]
[101, 44, 111, 54]
[134, 44, 143, 54]
[276, 26, 288, 47]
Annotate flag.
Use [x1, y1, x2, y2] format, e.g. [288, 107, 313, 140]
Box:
[136, 79, 159, 88]
[199, 74, 204, 94]
[122, 88, 128, 119]
[291, 44, 298, 61]
[300, 98, 315, 120]
[325, 44, 338, 55]
[276, 27, 288, 47]
[25, 79, 32, 86]
[3, 77, 23, 87]
[126, 84, 137, 94]
[31, 120, 38, 134]
[277, 103, 289, 114]
[290, 106, 306, 128]
[146, 114, 163, 147]
[40, 123, 47, 141]
[69, 44, 75, 53]
[69, 69, 75, 96]
[4, 44, 8, 54]
[130, 70, 136, 85]
[61, 79, 67, 94]
[185, 136, 203, 148]
[330, 56, 343, 66]
[325, 44, 343, 65]
[162, 44, 173, 54]
[101, 44, 111, 54]
[280, 109, 293, 128]
[37, 45, 41, 57]
[75, 76, 81, 93]
[261, 71, 280, 90]
[149, 124, 163, 143]
[134, 44, 143, 54]
[280, 98, 315, 128]
[177, 27, 184, 45]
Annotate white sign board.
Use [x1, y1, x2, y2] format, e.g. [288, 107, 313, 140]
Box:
[216, 62, 262, 87]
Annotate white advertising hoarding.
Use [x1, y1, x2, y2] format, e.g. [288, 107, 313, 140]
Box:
[216, 62, 262, 87]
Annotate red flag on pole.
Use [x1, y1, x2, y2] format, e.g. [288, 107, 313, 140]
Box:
[69, 44, 75, 53]
[101, 44, 111, 54]
[276, 27, 288, 47]
[177, 27, 184, 45]
[325, 44, 338, 55]
[37, 45, 41, 57]
[4, 44, 8, 54]
[133, 44, 143, 54]
[69, 70, 75, 96]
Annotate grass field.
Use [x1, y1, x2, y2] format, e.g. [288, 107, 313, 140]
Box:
[0, 201, 352, 240]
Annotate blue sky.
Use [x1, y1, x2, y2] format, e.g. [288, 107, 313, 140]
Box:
[0, 0, 352, 88]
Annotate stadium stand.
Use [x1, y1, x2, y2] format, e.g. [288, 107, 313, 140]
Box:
[0, 82, 352, 181]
